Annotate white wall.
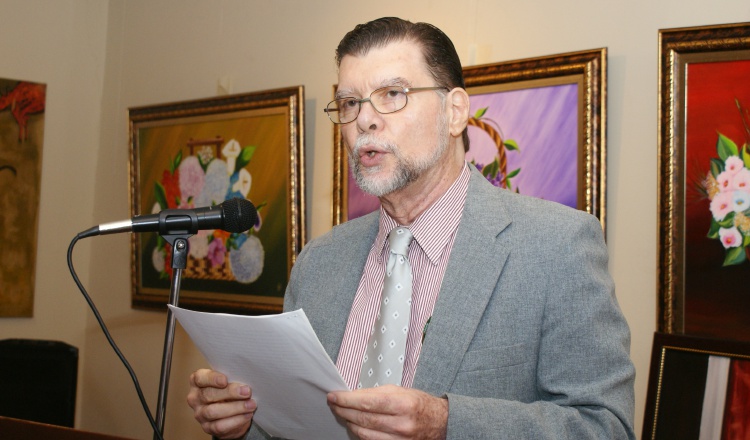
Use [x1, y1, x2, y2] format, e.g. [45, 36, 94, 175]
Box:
[0, 0, 108, 426]
[2, 0, 750, 439]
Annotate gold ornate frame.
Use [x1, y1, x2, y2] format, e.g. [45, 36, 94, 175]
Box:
[129, 86, 305, 314]
[657, 22, 750, 335]
[332, 49, 607, 231]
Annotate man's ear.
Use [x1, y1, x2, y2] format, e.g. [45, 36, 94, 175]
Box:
[447, 88, 470, 138]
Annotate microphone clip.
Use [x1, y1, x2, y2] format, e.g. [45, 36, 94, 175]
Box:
[157, 209, 203, 236]
[160, 232, 192, 270]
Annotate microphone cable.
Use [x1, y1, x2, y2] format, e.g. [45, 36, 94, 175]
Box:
[67, 231, 166, 440]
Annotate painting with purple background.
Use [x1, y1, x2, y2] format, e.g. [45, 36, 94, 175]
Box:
[466, 83, 578, 208]
[344, 83, 579, 220]
[334, 49, 606, 227]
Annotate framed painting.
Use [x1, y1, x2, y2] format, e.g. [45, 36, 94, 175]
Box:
[642, 332, 750, 440]
[0, 78, 46, 317]
[129, 86, 305, 314]
[657, 22, 750, 341]
[332, 49, 607, 231]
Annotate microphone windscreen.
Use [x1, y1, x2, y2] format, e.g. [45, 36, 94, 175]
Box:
[222, 198, 258, 233]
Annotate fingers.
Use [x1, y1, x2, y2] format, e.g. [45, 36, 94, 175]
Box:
[333, 404, 394, 436]
[187, 368, 256, 438]
[188, 369, 250, 407]
[327, 386, 448, 439]
[196, 399, 256, 439]
[328, 385, 404, 436]
[198, 382, 252, 406]
[190, 368, 228, 389]
[192, 394, 256, 425]
[328, 384, 401, 413]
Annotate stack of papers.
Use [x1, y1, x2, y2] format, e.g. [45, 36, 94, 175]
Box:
[169, 306, 353, 440]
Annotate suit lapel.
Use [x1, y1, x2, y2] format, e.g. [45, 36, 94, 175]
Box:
[413, 170, 512, 395]
[309, 213, 380, 363]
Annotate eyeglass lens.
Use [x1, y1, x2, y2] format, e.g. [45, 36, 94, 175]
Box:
[328, 87, 408, 124]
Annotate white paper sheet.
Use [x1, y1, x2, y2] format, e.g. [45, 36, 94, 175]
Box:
[169, 305, 353, 440]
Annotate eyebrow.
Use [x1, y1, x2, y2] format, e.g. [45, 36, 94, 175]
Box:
[335, 77, 413, 99]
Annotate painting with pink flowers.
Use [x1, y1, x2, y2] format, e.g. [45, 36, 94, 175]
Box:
[683, 59, 750, 342]
[129, 87, 305, 314]
[658, 23, 750, 343]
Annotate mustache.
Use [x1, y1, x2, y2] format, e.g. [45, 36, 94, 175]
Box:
[351, 134, 397, 157]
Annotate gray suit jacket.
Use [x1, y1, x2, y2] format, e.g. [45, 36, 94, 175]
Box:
[250, 168, 635, 439]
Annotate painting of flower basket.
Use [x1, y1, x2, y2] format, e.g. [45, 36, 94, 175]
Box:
[658, 22, 750, 342]
[332, 49, 607, 231]
[129, 86, 305, 314]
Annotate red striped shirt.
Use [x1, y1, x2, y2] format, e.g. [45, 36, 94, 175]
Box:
[336, 164, 470, 389]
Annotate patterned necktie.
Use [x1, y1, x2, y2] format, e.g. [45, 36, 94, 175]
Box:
[359, 226, 414, 388]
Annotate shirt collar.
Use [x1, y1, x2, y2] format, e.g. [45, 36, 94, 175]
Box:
[375, 162, 471, 264]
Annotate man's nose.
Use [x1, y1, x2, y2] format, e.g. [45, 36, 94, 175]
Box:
[356, 99, 382, 132]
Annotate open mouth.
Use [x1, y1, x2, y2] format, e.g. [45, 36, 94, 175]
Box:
[359, 148, 382, 161]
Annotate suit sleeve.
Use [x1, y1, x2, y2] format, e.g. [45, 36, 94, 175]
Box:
[444, 214, 636, 440]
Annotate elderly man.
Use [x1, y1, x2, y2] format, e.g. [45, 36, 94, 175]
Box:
[188, 17, 635, 440]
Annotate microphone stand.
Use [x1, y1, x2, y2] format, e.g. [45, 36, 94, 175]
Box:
[154, 233, 191, 440]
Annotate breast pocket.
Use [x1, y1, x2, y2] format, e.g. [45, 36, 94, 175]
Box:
[453, 343, 534, 399]
[458, 343, 531, 372]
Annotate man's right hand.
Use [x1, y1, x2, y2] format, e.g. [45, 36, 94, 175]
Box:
[187, 368, 256, 439]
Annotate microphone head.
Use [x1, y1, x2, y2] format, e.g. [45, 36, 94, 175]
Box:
[221, 198, 258, 233]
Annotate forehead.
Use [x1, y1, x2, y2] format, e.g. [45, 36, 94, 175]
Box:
[337, 40, 432, 96]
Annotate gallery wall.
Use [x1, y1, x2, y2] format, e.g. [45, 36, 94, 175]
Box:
[1, 0, 749, 439]
[0, 0, 108, 423]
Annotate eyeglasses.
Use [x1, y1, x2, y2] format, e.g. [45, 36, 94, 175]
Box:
[324, 86, 449, 124]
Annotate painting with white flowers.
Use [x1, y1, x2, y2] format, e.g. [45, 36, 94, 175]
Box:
[129, 87, 305, 314]
[658, 22, 750, 343]
[682, 60, 750, 342]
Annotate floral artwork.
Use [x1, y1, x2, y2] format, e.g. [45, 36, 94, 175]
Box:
[659, 23, 750, 343]
[680, 57, 750, 342]
[703, 112, 750, 266]
[129, 87, 305, 314]
[151, 139, 266, 284]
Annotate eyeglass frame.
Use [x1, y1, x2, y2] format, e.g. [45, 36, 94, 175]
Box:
[323, 86, 449, 124]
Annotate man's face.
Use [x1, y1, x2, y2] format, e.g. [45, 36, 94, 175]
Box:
[337, 40, 450, 197]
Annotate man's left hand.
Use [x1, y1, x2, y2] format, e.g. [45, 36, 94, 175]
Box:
[327, 385, 448, 440]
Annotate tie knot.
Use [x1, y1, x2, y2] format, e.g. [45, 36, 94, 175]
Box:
[388, 227, 413, 256]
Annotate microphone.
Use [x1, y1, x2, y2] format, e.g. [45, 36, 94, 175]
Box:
[78, 197, 258, 238]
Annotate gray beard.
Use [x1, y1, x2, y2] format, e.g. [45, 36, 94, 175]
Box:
[349, 138, 414, 197]
[350, 111, 449, 197]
